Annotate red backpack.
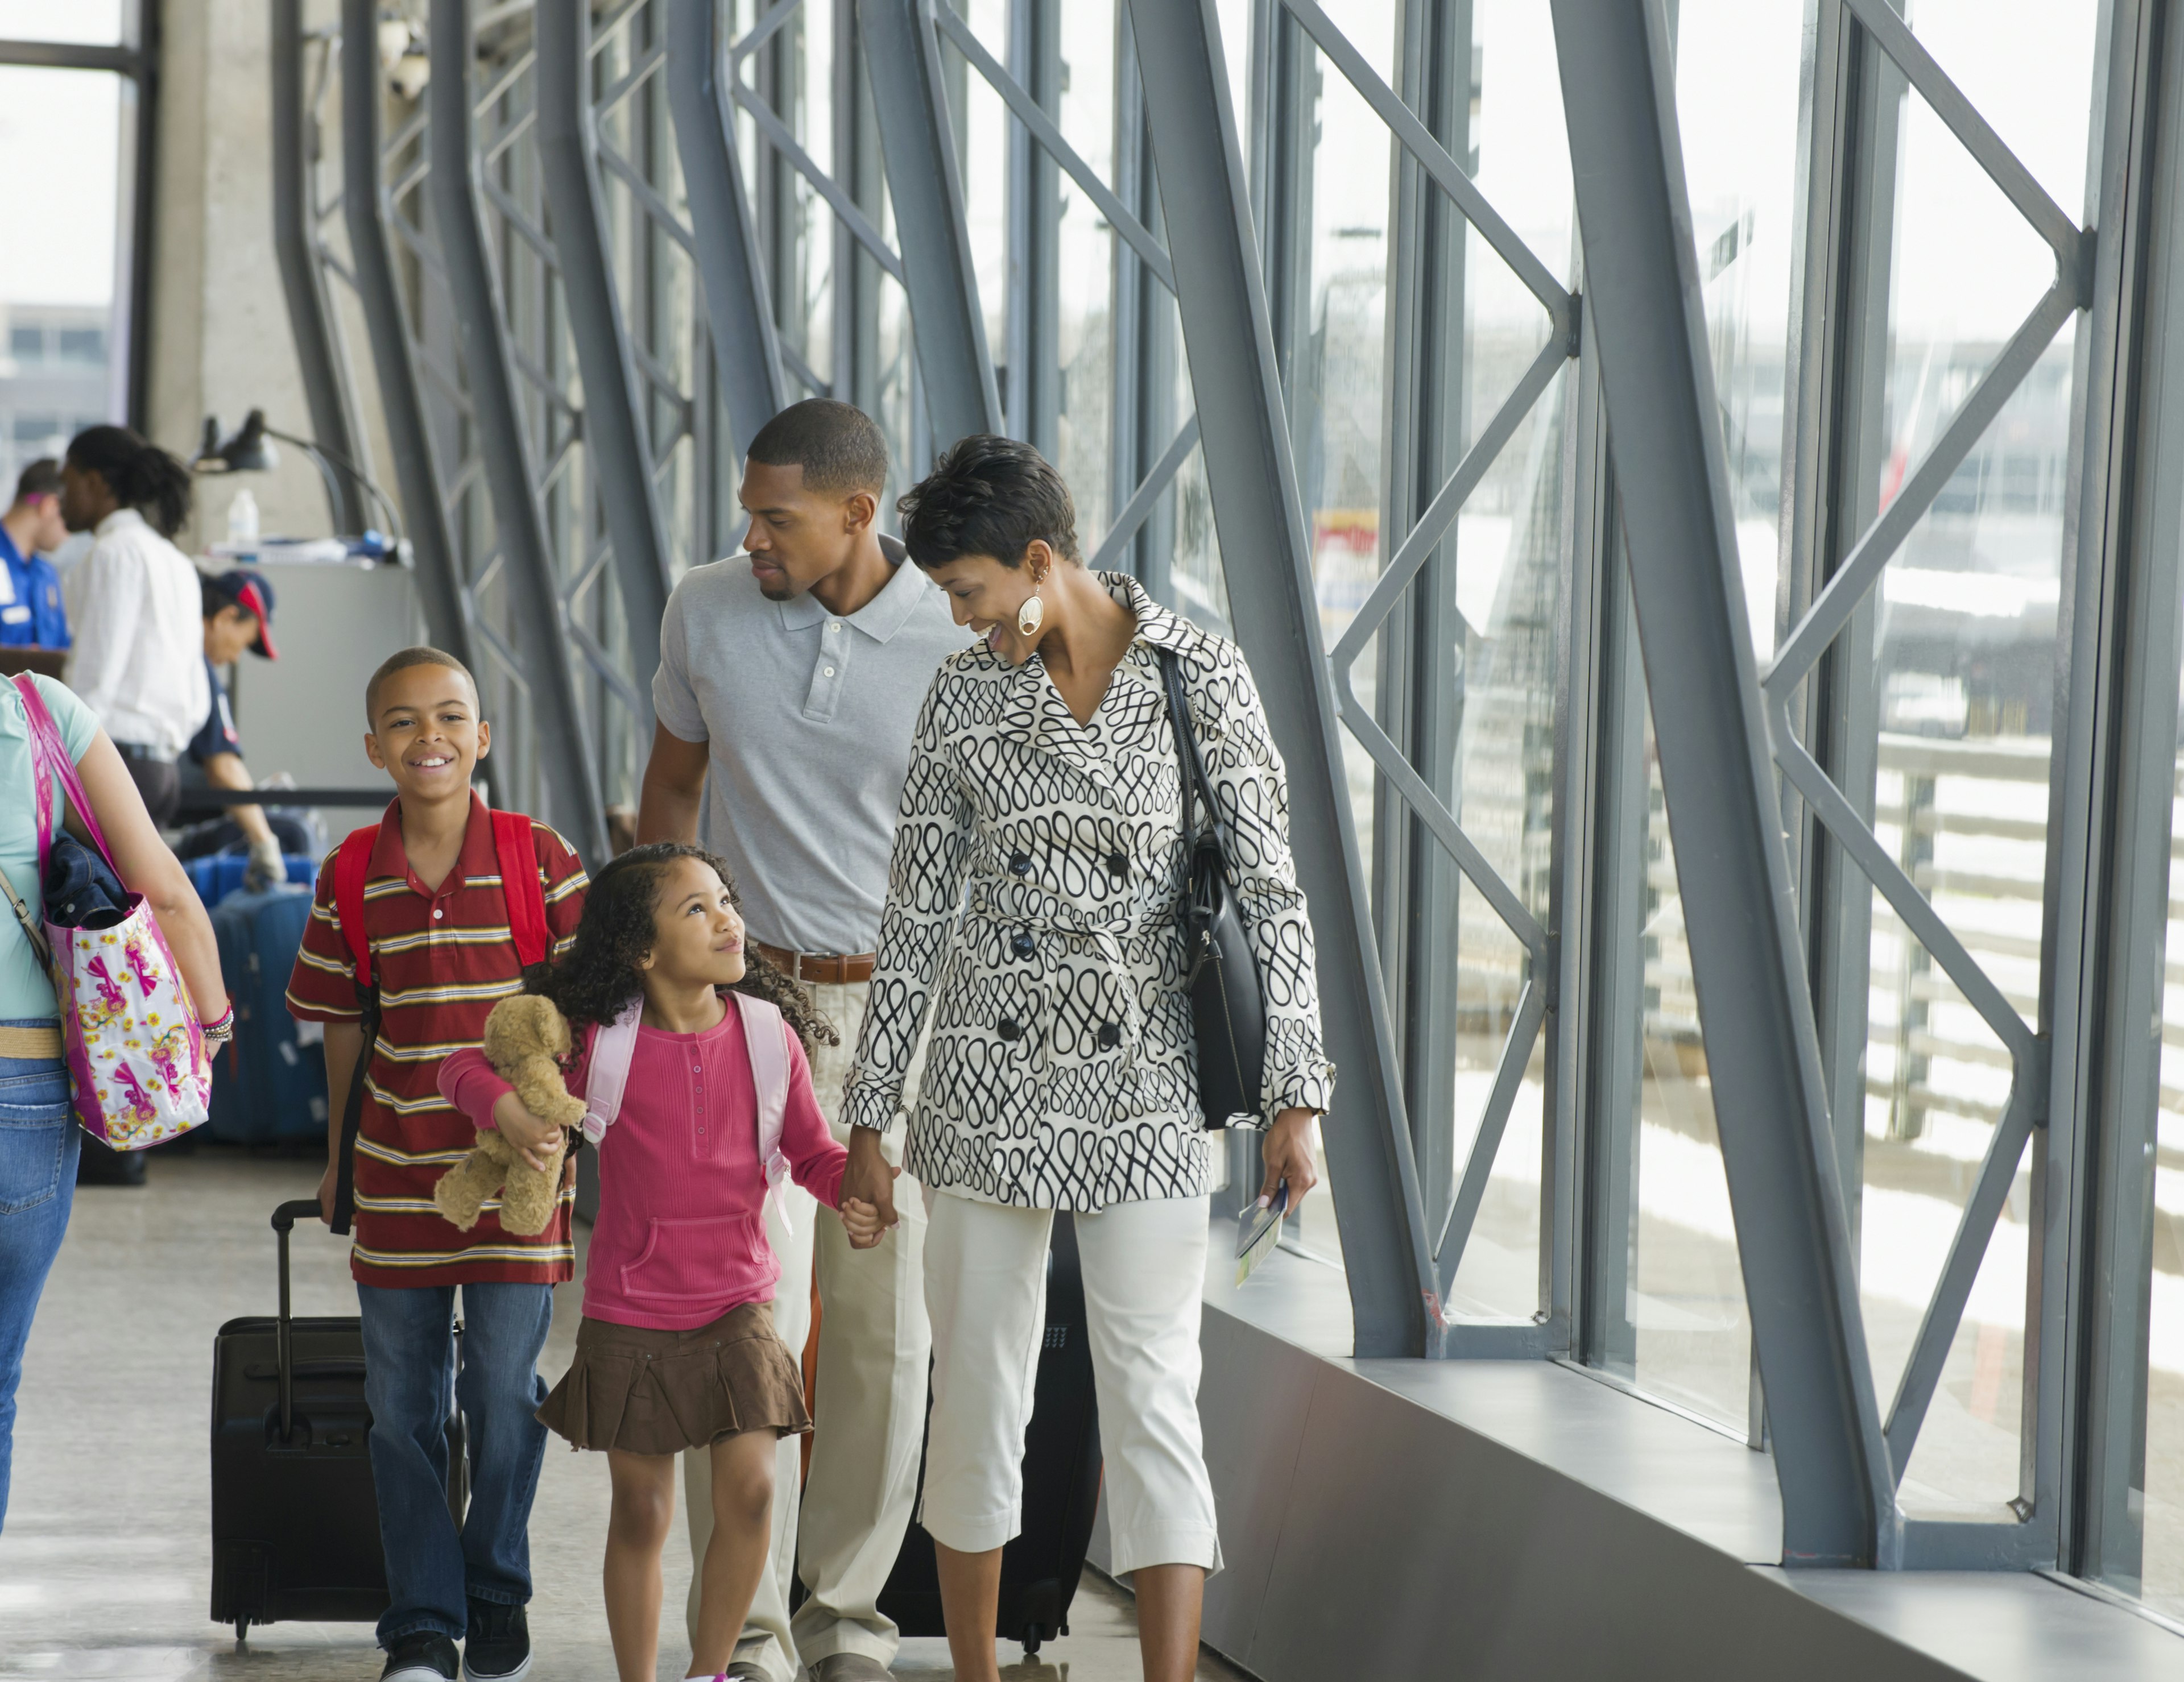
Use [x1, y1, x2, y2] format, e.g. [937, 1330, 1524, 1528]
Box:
[327, 806, 551, 1234]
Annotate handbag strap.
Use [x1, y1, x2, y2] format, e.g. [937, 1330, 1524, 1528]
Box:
[11, 674, 118, 884]
[328, 824, 382, 1238]
[0, 859, 53, 974]
[1156, 648, 1231, 859]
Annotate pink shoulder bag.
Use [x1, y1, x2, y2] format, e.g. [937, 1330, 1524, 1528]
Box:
[10, 674, 212, 1147]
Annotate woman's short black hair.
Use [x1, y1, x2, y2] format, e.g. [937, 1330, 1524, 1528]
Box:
[896, 434, 1080, 570]
[65, 425, 193, 538]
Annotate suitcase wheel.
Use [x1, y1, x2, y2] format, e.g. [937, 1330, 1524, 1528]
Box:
[1021, 1630, 1040, 1658]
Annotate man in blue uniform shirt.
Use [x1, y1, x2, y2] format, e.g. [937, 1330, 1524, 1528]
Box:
[0, 459, 71, 648]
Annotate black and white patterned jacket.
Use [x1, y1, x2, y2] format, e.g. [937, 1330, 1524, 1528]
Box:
[843, 573, 1334, 1210]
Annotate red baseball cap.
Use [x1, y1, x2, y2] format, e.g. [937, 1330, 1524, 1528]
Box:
[205, 569, 280, 660]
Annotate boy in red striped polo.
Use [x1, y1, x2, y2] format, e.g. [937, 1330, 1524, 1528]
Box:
[286, 648, 587, 1682]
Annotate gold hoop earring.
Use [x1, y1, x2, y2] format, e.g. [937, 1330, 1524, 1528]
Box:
[1016, 590, 1045, 637]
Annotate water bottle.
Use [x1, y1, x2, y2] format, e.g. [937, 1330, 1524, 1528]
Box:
[227, 487, 260, 552]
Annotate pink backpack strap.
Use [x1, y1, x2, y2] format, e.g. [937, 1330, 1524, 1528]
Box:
[578, 998, 644, 1144]
[732, 992, 793, 1229]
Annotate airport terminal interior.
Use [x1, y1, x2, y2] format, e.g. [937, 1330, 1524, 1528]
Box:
[5, 1, 2184, 1678]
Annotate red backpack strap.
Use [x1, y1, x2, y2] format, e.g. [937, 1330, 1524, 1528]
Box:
[329, 823, 382, 1239]
[490, 807, 551, 970]
[333, 826, 380, 989]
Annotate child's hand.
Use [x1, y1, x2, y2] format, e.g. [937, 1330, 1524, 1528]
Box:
[841, 1197, 886, 1250]
[492, 1090, 565, 1173]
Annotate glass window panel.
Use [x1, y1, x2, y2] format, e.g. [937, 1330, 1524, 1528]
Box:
[1599, 0, 1800, 1427]
[0, 65, 125, 498]
[0, 2, 123, 44]
[781, 1, 834, 391]
[1629, 702, 1752, 1428]
[1840, 0, 2098, 1516]
[1156, 268, 1234, 635]
[1901, 0, 2098, 218]
[944, 0, 1011, 405]
[1053, 0, 1117, 541]
[1442, 381, 1568, 1322]
[1676, 0, 1800, 662]
[1437, 0, 1575, 1323]
[1291, 0, 1396, 864]
[2141, 726, 2184, 1618]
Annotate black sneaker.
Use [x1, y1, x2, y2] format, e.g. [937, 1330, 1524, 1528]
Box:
[380, 1633, 460, 1682]
[462, 1599, 531, 1682]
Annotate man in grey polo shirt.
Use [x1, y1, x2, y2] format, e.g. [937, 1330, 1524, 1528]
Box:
[639, 399, 963, 1682]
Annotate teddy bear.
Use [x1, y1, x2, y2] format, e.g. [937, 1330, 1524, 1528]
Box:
[432, 993, 586, 1235]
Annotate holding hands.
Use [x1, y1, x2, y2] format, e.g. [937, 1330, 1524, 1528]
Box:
[840, 1196, 886, 1249]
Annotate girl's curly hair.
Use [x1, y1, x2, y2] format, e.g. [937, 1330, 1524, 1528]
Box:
[528, 842, 839, 1055]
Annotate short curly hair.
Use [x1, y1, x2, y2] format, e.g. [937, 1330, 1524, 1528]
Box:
[896, 433, 1080, 570]
[528, 842, 838, 1055]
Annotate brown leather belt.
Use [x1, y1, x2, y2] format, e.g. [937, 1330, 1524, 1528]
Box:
[0, 1022, 64, 1059]
[752, 942, 875, 986]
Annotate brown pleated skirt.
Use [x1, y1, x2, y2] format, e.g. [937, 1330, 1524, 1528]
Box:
[536, 1301, 812, 1455]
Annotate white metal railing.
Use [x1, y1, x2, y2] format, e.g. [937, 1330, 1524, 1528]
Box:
[1640, 732, 2184, 1167]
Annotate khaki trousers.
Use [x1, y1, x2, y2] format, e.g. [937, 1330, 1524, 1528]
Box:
[684, 980, 930, 1681]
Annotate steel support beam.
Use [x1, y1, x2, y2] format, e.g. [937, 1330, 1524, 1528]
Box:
[859, 0, 1005, 445]
[339, 0, 471, 663]
[535, 1, 669, 697]
[1123, 0, 1436, 1360]
[1546, 0, 1896, 1566]
[271, 0, 369, 535]
[665, 0, 789, 459]
[427, 0, 608, 861]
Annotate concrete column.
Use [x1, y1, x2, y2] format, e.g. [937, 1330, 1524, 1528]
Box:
[145, 0, 334, 549]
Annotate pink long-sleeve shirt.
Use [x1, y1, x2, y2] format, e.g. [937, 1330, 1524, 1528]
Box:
[439, 1001, 846, 1331]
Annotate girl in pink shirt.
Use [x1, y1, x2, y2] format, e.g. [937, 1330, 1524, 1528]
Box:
[440, 842, 880, 1682]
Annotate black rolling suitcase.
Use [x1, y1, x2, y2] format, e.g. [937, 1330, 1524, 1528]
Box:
[874, 1215, 1102, 1659]
[210, 1199, 466, 1640]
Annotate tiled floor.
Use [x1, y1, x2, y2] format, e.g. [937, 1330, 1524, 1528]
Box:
[1, 1152, 1250, 1682]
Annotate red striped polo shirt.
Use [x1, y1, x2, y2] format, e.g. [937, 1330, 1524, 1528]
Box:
[284, 795, 588, 1287]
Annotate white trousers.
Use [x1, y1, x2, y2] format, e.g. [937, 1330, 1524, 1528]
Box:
[921, 1188, 1223, 1579]
[682, 981, 930, 1682]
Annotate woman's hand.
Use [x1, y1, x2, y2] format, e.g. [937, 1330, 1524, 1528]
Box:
[841, 1197, 886, 1250]
[842, 1126, 901, 1232]
[1260, 1107, 1322, 1213]
[492, 1089, 565, 1173]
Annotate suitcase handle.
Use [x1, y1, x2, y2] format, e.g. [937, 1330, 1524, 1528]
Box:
[270, 1200, 324, 1443]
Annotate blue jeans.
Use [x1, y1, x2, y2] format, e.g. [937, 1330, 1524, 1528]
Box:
[0, 1033, 76, 1531]
[358, 1280, 555, 1647]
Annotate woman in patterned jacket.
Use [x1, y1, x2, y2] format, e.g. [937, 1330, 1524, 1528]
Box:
[837, 435, 1332, 1682]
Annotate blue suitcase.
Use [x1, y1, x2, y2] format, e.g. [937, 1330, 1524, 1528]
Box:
[188, 852, 318, 908]
[208, 888, 328, 1145]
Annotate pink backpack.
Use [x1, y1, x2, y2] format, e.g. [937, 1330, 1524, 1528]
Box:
[579, 991, 797, 1228]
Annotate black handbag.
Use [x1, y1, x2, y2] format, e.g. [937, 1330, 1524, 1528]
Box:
[1157, 648, 1267, 1130]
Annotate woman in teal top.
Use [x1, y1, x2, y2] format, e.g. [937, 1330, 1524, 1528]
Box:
[1, 672, 224, 1524]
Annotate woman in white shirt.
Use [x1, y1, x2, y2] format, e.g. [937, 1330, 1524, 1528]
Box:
[59, 426, 208, 829]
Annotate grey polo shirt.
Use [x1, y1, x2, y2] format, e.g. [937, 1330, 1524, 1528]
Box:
[652, 536, 967, 955]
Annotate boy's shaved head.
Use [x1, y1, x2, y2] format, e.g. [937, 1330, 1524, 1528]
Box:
[367, 646, 479, 724]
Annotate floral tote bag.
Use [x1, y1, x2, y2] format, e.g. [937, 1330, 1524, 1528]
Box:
[11, 674, 211, 1147]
